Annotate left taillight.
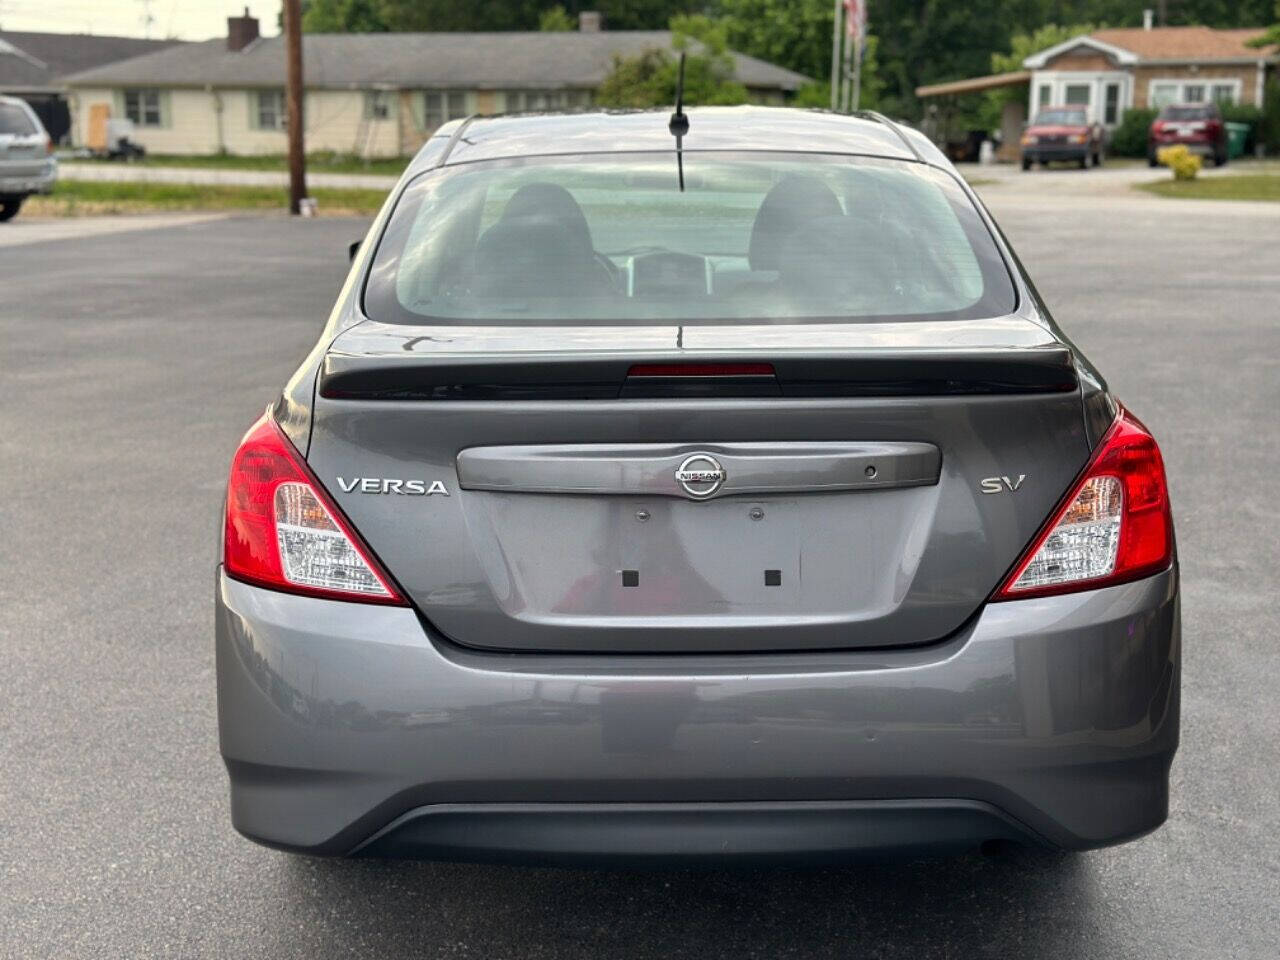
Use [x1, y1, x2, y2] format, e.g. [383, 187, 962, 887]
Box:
[994, 406, 1173, 601]
[223, 412, 406, 605]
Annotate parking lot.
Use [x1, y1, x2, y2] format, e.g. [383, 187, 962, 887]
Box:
[2, 191, 1278, 959]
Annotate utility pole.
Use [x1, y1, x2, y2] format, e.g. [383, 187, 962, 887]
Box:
[283, 0, 307, 215]
[138, 0, 155, 39]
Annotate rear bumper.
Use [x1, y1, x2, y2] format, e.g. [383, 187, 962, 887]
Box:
[1152, 138, 1217, 156]
[0, 161, 57, 197]
[216, 566, 1180, 862]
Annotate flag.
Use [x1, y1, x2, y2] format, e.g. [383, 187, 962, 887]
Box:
[843, 0, 867, 42]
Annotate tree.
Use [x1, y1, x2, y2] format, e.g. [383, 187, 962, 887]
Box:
[595, 15, 748, 108]
[301, 0, 701, 33]
[1248, 0, 1279, 48]
[711, 0, 831, 81]
[301, 0, 391, 32]
[539, 5, 576, 30]
[980, 22, 1097, 128]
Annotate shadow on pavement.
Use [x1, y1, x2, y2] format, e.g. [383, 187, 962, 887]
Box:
[272, 847, 1113, 958]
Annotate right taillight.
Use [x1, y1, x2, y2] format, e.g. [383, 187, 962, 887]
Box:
[994, 407, 1173, 600]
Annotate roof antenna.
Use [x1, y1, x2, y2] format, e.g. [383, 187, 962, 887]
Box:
[669, 52, 689, 192]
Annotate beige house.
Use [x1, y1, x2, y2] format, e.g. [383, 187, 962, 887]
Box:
[1023, 25, 1277, 127]
[61, 11, 808, 159]
[916, 23, 1277, 161]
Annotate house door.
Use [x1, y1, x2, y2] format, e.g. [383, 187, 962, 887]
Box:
[1103, 81, 1122, 127]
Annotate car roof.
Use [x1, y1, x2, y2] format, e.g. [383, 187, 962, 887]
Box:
[405, 106, 949, 177]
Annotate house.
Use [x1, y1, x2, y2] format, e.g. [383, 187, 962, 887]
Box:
[60, 10, 810, 159]
[916, 21, 1277, 160]
[0, 30, 182, 143]
[1023, 24, 1277, 125]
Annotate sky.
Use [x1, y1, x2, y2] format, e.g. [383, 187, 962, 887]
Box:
[0, 0, 285, 40]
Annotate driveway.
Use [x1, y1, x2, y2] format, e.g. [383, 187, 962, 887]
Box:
[1, 197, 1278, 959]
[963, 157, 1280, 209]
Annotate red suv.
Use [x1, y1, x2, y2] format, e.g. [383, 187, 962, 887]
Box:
[1149, 103, 1229, 167]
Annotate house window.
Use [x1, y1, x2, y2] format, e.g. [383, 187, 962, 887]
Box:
[1064, 84, 1091, 106]
[251, 90, 285, 131]
[1037, 84, 1051, 108]
[1151, 83, 1179, 108]
[1149, 79, 1239, 109]
[503, 90, 591, 112]
[364, 91, 392, 120]
[1103, 82, 1121, 125]
[1211, 83, 1237, 105]
[123, 89, 164, 127]
[421, 91, 466, 132]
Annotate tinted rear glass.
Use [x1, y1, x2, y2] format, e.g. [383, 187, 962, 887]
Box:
[1032, 110, 1087, 125]
[365, 152, 1015, 325]
[1159, 106, 1214, 121]
[0, 103, 38, 135]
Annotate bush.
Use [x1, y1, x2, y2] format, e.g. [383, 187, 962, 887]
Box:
[1157, 144, 1201, 180]
[1110, 108, 1157, 157]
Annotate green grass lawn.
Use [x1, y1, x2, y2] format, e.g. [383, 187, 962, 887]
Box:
[63, 151, 408, 177]
[26, 179, 388, 216]
[1137, 173, 1280, 202]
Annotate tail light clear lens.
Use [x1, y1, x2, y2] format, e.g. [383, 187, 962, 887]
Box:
[995, 407, 1172, 600]
[223, 413, 405, 604]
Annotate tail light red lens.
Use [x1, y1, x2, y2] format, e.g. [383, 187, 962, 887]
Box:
[995, 407, 1173, 600]
[223, 412, 406, 604]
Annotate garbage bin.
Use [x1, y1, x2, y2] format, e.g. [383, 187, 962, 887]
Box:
[1225, 122, 1250, 159]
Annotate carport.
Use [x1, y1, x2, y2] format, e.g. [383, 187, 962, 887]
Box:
[915, 71, 1031, 163]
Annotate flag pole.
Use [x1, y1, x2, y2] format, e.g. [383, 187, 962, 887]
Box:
[830, 0, 842, 111]
[852, 36, 863, 112]
[841, 19, 854, 112]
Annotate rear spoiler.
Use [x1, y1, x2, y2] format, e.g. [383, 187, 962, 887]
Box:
[319, 348, 1078, 401]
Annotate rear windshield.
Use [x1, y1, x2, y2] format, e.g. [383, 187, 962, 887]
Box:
[365, 152, 1016, 325]
[1159, 106, 1215, 121]
[0, 103, 37, 136]
[1032, 110, 1087, 125]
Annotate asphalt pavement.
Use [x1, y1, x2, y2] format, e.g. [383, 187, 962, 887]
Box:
[2, 194, 1278, 959]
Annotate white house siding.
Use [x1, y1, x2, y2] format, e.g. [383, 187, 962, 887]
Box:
[71, 87, 222, 153]
[70, 86, 404, 157]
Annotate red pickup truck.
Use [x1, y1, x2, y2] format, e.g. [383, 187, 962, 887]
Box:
[1020, 106, 1105, 170]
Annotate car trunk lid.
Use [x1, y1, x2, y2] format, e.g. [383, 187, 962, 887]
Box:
[303, 318, 1090, 653]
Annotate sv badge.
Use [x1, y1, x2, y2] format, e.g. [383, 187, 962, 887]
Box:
[981, 475, 1026, 494]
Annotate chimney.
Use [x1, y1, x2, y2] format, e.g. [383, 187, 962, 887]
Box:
[578, 11, 603, 32]
[227, 7, 260, 52]
[1142, 9, 1154, 30]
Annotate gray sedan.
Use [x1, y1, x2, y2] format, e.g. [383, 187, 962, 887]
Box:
[216, 106, 1179, 866]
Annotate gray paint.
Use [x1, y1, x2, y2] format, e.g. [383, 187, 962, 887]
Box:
[456, 441, 940, 497]
[222, 108, 1180, 860]
[310, 389, 1087, 653]
[216, 566, 1179, 855]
